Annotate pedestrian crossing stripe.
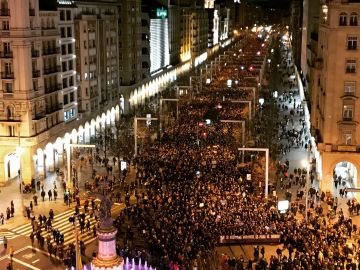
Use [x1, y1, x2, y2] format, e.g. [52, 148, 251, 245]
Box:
[0, 231, 18, 243]
[8, 203, 124, 247]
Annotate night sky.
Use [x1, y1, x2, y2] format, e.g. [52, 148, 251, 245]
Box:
[245, 0, 291, 8]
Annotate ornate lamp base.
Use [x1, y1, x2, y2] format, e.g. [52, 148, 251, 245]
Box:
[91, 226, 123, 270]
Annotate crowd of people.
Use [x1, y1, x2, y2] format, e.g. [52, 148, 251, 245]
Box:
[108, 32, 360, 270]
[3, 30, 359, 270]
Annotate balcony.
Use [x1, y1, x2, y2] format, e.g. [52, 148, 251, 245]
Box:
[0, 51, 13, 58]
[347, 45, 357, 51]
[42, 47, 60, 56]
[31, 50, 40, 58]
[43, 65, 61, 75]
[29, 9, 35, 16]
[41, 28, 59, 36]
[1, 72, 14, 79]
[46, 105, 63, 114]
[32, 69, 40, 78]
[45, 83, 62, 94]
[33, 86, 44, 97]
[0, 116, 21, 123]
[33, 112, 46, 121]
[0, 9, 10, 16]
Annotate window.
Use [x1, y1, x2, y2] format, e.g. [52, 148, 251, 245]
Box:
[342, 133, 353, 145]
[343, 105, 354, 120]
[339, 13, 347, 26]
[61, 44, 66, 55]
[4, 62, 12, 74]
[67, 27, 72, 37]
[2, 21, 9, 30]
[64, 108, 76, 121]
[83, 40, 87, 49]
[346, 60, 356, 73]
[347, 36, 357, 50]
[60, 27, 65, 38]
[68, 60, 73, 70]
[63, 77, 68, 88]
[62, 61, 67, 72]
[60, 10, 65, 21]
[3, 42, 10, 53]
[9, 126, 15, 137]
[344, 81, 356, 94]
[67, 44, 73, 54]
[66, 10, 71, 21]
[69, 76, 74, 87]
[5, 82, 12, 93]
[70, 92, 74, 102]
[63, 94, 69, 105]
[350, 13, 358, 26]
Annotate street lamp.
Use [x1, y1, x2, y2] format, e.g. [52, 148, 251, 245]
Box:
[16, 146, 23, 182]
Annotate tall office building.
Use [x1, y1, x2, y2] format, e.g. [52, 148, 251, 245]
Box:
[74, 0, 119, 115]
[309, 0, 360, 192]
[118, 0, 144, 85]
[143, 1, 170, 74]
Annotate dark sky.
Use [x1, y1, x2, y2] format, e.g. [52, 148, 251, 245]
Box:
[245, 0, 290, 8]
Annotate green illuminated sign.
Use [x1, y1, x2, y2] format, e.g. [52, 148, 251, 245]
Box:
[156, 7, 167, 19]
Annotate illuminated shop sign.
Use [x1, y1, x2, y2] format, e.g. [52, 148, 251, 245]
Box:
[156, 7, 167, 19]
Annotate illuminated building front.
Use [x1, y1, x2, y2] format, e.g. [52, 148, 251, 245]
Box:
[309, 0, 360, 193]
[149, 6, 170, 74]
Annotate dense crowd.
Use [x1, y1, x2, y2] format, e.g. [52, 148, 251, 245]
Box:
[110, 32, 360, 270]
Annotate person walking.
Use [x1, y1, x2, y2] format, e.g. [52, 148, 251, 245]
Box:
[53, 189, 57, 201]
[48, 189, 52, 201]
[41, 190, 46, 201]
[3, 235, 7, 249]
[33, 195, 38, 206]
[10, 201, 14, 217]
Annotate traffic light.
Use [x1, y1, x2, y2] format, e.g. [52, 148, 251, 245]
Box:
[202, 131, 207, 138]
[198, 122, 204, 127]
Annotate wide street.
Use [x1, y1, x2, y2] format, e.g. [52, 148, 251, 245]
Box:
[0, 28, 359, 270]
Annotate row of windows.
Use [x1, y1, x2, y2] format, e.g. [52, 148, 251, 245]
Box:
[61, 60, 74, 72]
[63, 91, 75, 105]
[62, 75, 75, 89]
[60, 10, 72, 22]
[64, 108, 76, 122]
[339, 12, 358, 26]
[60, 27, 73, 38]
[61, 43, 74, 55]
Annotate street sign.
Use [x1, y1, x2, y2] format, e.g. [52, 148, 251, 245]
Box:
[246, 174, 251, 180]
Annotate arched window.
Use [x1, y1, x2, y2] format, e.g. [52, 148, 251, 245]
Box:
[339, 12, 347, 26]
[350, 12, 358, 26]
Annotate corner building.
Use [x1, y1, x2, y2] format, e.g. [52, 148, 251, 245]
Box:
[310, 0, 360, 193]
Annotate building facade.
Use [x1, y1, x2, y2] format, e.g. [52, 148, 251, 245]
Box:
[310, 0, 360, 192]
[74, 0, 119, 116]
[0, 0, 236, 185]
[119, 0, 144, 85]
